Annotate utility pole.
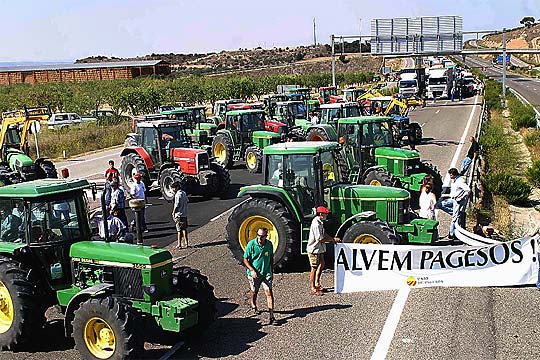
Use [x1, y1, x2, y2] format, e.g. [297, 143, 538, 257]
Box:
[313, 18, 317, 46]
[331, 35, 336, 86]
[502, 28, 507, 108]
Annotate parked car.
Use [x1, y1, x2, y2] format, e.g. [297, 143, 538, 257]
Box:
[84, 109, 129, 124]
[48, 113, 85, 130]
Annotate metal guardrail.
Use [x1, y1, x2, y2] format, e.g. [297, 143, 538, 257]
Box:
[468, 84, 487, 209]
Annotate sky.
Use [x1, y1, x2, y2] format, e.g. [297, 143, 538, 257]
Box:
[0, 0, 538, 62]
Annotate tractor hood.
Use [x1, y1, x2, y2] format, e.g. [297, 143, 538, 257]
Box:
[331, 183, 410, 200]
[7, 150, 34, 168]
[70, 241, 172, 266]
[170, 147, 206, 158]
[252, 130, 281, 139]
[375, 147, 420, 160]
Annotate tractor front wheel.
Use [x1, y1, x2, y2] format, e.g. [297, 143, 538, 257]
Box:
[72, 297, 139, 360]
[159, 168, 185, 202]
[0, 257, 45, 350]
[364, 169, 394, 187]
[306, 128, 328, 141]
[36, 159, 58, 179]
[342, 220, 400, 245]
[245, 147, 262, 173]
[210, 162, 231, 198]
[121, 153, 151, 190]
[226, 198, 299, 271]
[212, 135, 234, 169]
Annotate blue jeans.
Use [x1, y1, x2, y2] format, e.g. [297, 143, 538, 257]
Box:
[461, 157, 473, 175]
[437, 197, 467, 236]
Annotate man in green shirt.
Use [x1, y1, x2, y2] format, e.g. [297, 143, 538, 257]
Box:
[243, 227, 276, 325]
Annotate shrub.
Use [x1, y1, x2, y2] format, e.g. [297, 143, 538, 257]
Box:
[526, 159, 540, 187]
[484, 80, 502, 111]
[482, 172, 531, 204]
[524, 129, 540, 147]
[507, 95, 536, 130]
[479, 120, 520, 174]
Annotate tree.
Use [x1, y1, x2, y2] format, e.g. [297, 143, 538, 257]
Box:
[520, 16, 535, 27]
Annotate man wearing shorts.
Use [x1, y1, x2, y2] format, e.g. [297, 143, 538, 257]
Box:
[171, 181, 189, 248]
[243, 227, 276, 325]
[307, 206, 339, 295]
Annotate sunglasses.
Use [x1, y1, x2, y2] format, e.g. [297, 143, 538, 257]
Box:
[257, 234, 267, 239]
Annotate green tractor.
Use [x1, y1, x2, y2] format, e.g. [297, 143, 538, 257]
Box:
[160, 108, 212, 148]
[306, 115, 442, 198]
[226, 142, 438, 269]
[270, 101, 313, 140]
[0, 179, 216, 359]
[211, 109, 282, 173]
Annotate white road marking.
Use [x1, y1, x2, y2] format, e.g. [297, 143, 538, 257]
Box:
[370, 92, 481, 359]
[444, 101, 448, 106]
[210, 198, 249, 222]
[159, 341, 185, 360]
[435, 109, 440, 114]
[371, 287, 411, 360]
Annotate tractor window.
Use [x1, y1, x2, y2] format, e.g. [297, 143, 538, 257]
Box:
[361, 122, 393, 148]
[343, 105, 365, 117]
[160, 126, 190, 148]
[320, 151, 340, 187]
[0, 199, 26, 243]
[240, 113, 265, 132]
[6, 126, 21, 146]
[29, 198, 82, 244]
[289, 103, 306, 117]
[283, 155, 315, 215]
[267, 155, 283, 187]
[142, 128, 155, 148]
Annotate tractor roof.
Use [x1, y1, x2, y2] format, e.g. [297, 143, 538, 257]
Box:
[320, 102, 359, 109]
[160, 108, 190, 115]
[184, 105, 206, 110]
[226, 109, 266, 116]
[338, 116, 393, 125]
[137, 120, 185, 128]
[276, 101, 303, 106]
[264, 141, 339, 155]
[0, 179, 92, 198]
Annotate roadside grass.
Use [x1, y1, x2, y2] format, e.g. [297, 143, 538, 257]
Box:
[28, 122, 130, 160]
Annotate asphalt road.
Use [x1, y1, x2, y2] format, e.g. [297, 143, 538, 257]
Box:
[8, 93, 539, 360]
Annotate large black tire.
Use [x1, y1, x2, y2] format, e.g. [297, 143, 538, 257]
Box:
[212, 134, 234, 169]
[364, 169, 394, 187]
[288, 127, 307, 141]
[172, 266, 216, 335]
[306, 127, 329, 141]
[124, 135, 137, 147]
[226, 198, 299, 271]
[409, 123, 423, 145]
[36, 159, 58, 179]
[159, 167, 185, 202]
[0, 164, 21, 186]
[210, 162, 231, 198]
[0, 257, 46, 350]
[72, 296, 139, 360]
[342, 220, 400, 245]
[244, 146, 262, 173]
[121, 153, 151, 190]
[420, 162, 443, 198]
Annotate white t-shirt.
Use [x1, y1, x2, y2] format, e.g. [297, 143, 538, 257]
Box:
[130, 182, 146, 200]
[306, 216, 326, 254]
[419, 190, 437, 219]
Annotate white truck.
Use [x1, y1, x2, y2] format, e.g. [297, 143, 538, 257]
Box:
[398, 73, 419, 97]
[426, 68, 449, 99]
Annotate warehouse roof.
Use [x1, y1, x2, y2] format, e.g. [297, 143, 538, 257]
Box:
[0, 60, 166, 73]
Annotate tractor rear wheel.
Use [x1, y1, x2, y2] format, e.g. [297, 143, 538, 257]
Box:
[212, 134, 234, 169]
[342, 220, 400, 245]
[121, 153, 151, 190]
[409, 123, 423, 145]
[306, 128, 328, 141]
[72, 296, 139, 360]
[226, 198, 299, 271]
[0, 257, 45, 350]
[245, 147, 262, 173]
[36, 159, 58, 179]
[172, 266, 216, 335]
[124, 135, 137, 147]
[159, 168, 185, 202]
[364, 169, 394, 187]
[210, 162, 231, 198]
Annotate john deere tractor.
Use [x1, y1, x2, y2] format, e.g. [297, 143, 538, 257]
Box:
[211, 109, 282, 173]
[226, 142, 439, 269]
[0, 108, 57, 185]
[304, 116, 442, 198]
[161, 107, 215, 147]
[0, 178, 216, 359]
[121, 119, 230, 201]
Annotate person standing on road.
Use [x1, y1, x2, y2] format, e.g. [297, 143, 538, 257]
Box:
[419, 183, 437, 220]
[171, 181, 189, 248]
[243, 227, 276, 325]
[103, 172, 115, 207]
[105, 160, 120, 179]
[460, 136, 480, 176]
[307, 206, 339, 296]
[437, 168, 470, 240]
[110, 180, 128, 227]
[130, 173, 147, 232]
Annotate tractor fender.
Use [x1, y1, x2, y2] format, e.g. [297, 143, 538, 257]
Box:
[157, 162, 180, 178]
[120, 147, 154, 169]
[361, 165, 386, 181]
[64, 282, 114, 337]
[239, 188, 303, 223]
[335, 211, 377, 239]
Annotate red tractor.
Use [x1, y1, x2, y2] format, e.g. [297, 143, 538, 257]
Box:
[120, 119, 230, 201]
[318, 86, 345, 104]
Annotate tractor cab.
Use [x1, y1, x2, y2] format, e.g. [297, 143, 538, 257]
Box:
[319, 102, 366, 126]
[318, 86, 343, 104]
[225, 110, 267, 140]
[160, 108, 211, 147]
[130, 113, 168, 132]
[343, 87, 366, 102]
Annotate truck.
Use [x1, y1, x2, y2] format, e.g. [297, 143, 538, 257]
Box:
[426, 68, 449, 99]
[398, 73, 419, 98]
[399, 68, 426, 97]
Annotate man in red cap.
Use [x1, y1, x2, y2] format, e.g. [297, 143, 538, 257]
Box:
[306, 205, 339, 295]
[129, 173, 147, 232]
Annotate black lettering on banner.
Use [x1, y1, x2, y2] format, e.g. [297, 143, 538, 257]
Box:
[490, 242, 510, 265]
[336, 248, 350, 270]
[360, 249, 377, 270]
[378, 250, 390, 270]
[352, 249, 362, 270]
[420, 250, 434, 270]
[510, 240, 524, 263]
[476, 247, 489, 267]
[446, 250, 465, 269]
[464, 249, 476, 267]
[430, 251, 446, 269]
[392, 251, 412, 271]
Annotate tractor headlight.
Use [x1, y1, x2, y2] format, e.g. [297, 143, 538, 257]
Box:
[143, 284, 156, 295]
[172, 276, 179, 286]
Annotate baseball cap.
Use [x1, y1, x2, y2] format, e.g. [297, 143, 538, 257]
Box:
[316, 206, 330, 214]
[133, 173, 142, 180]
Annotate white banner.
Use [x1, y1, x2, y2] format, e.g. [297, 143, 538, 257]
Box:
[334, 237, 538, 293]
